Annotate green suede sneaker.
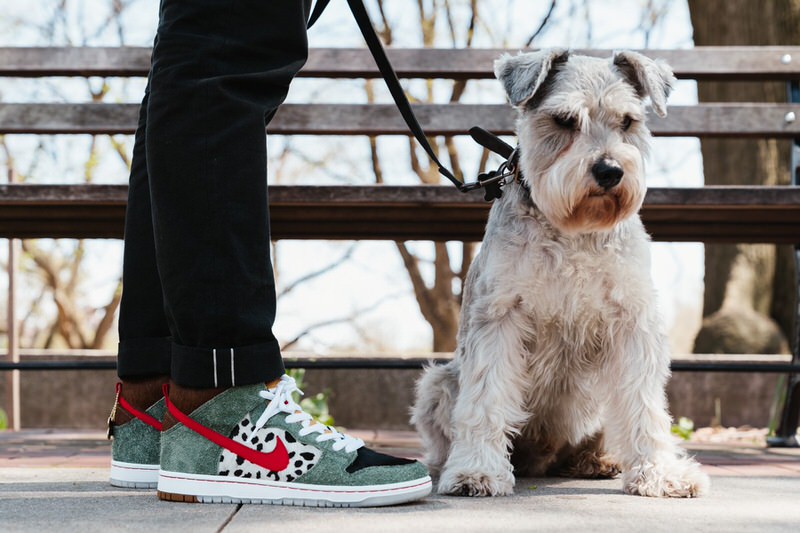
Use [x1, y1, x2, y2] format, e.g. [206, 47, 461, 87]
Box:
[108, 383, 164, 488]
[157, 375, 431, 507]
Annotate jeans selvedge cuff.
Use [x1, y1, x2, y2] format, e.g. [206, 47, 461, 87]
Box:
[117, 336, 172, 379]
[170, 338, 285, 389]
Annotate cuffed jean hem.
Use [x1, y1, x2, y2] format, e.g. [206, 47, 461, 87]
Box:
[171, 338, 285, 389]
[117, 337, 172, 379]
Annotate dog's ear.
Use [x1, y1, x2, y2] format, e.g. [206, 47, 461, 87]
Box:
[612, 51, 676, 118]
[494, 48, 570, 108]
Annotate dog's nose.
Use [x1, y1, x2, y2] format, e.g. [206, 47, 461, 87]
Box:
[591, 161, 624, 190]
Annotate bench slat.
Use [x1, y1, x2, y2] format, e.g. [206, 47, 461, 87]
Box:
[2, 47, 800, 80]
[1, 184, 798, 243]
[2, 103, 800, 137]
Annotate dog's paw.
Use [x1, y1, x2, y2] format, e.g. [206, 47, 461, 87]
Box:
[623, 458, 709, 498]
[563, 455, 621, 479]
[437, 469, 514, 497]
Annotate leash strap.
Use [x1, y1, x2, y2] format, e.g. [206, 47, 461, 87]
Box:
[308, 0, 518, 200]
[307, 0, 330, 29]
[344, 0, 462, 189]
[469, 126, 514, 160]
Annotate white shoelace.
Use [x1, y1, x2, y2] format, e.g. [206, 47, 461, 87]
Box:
[254, 375, 364, 453]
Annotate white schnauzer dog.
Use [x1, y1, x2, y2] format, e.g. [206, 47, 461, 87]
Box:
[412, 49, 709, 498]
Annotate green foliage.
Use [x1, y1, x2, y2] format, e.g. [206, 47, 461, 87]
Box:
[0, 408, 7, 430]
[286, 369, 334, 427]
[670, 416, 694, 441]
[767, 375, 787, 437]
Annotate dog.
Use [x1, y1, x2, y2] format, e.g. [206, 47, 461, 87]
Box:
[411, 49, 709, 498]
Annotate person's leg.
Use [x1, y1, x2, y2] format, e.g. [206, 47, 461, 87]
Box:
[113, 0, 309, 451]
[111, 0, 309, 481]
[145, 0, 308, 390]
[113, 0, 307, 444]
[115, 0, 431, 506]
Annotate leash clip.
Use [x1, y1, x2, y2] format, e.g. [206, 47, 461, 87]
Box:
[464, 126, 522, 201]
[476, 154, 518, 201]
[466, 147, 520, 201]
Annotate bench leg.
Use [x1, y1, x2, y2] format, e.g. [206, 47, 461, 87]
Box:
[767, 245, 800, 447]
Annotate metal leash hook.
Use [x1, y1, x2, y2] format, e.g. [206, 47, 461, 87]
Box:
[472, 155, 517, 201]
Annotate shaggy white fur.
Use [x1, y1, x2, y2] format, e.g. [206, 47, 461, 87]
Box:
[411, 49, 709, 498]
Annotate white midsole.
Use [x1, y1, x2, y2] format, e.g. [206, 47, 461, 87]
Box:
[158, 470, 432, 504]
[110, 460, 160, 483]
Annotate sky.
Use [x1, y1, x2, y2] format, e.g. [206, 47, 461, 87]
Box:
[0, 0, 706, 354]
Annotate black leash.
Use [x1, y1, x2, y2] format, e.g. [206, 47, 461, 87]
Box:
[308, 0, 520, 201]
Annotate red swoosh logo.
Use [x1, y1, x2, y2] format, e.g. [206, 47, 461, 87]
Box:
[163, 384, 290, 472]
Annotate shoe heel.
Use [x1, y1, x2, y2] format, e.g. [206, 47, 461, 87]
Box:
[110, 460, 160, 489]
[157, 491, 199, 503]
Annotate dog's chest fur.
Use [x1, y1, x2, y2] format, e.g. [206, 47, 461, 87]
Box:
[469, 184, 657, 366]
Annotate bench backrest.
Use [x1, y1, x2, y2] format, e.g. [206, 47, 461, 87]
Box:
[0, 46, 799, 244]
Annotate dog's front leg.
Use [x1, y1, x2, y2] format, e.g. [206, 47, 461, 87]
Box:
[603, 329, 710, 498]
[438, 308, 530, 497]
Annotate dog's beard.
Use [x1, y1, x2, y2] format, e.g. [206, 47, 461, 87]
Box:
[563, 186, 639, 232]
[530, 145, 646, 234]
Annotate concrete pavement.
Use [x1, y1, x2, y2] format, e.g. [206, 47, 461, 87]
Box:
[1, 430, 799, 532]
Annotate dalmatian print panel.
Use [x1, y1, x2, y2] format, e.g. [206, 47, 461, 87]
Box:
[218, 415, 321, 483]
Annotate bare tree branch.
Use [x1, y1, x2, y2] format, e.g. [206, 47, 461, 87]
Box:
[277, 244, 358, 300]
[443, 0, 458, 45]
[395, 242, 436, 322]
[92, 278, 123, 348]
[280, 292, 405, 351]
[109, 136, 131, 169]
[365, 79, 384, 184]
[525, 0, 557, 47]
[375, 0, 393, 43]
[66, 240, 84, 295]
[466, 0, 478, 47]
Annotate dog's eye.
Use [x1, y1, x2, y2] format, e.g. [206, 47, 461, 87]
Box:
[621, 115, 635, 131]
[553, 115, 577, 130]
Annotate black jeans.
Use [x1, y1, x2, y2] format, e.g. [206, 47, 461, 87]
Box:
[117, 0, 311, 388]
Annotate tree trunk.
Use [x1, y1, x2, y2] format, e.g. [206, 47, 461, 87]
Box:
[688, 0, 799, 355]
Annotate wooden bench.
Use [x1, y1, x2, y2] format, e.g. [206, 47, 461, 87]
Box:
[0, 46, 798, 442]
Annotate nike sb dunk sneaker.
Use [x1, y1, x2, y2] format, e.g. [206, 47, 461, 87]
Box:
[108, 382, 164, 488]
[157, 375, 432, 507]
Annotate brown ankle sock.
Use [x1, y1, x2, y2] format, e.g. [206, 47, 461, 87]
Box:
[162, 382, 228, 431]
[115, 374, 169, 425]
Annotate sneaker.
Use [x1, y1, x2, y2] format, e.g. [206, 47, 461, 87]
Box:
[108, 382, 164, 488]
[157, 375, 432, 507]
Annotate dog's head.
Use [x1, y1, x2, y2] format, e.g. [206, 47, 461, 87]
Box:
[495, 49, 675, 234]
